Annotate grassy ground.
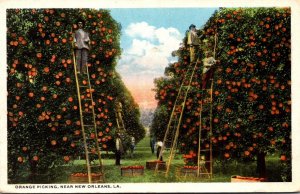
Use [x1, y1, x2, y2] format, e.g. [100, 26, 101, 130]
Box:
[52, 137, 283, 183]
[14, 136, 283, 183]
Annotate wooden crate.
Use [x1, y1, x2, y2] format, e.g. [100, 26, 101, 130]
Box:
[69, 173, 104, 183]
[132, 168, 144, 176]
[175, 166, 211, 180]
[231, 175, 266, 182]
[121, 168, 144, 177]
[180, 168, 198, 177]
[146, 161, 166, 170]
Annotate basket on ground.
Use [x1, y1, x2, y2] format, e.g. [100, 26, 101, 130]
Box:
[69, 172, 104, 183]
[146, 160, 166, 170]
[175, 165, 211, 181]
[121, 166, 144, 177]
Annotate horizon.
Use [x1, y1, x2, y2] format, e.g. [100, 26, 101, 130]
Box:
[109, 8, 218, 110]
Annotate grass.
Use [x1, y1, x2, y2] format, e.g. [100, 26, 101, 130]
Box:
[13, 136, 284, 183]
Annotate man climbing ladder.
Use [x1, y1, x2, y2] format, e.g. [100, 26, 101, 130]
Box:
[115, 100, 126, 133]
[72, 23, 104, 183]
[155, 24, 218, 179]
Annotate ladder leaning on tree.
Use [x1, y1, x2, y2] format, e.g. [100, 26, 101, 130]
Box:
[154, 54, 200, 176]
[196, 32, 218, 179]
[155, 32, 218, 179]
[71, 41, 104, 183]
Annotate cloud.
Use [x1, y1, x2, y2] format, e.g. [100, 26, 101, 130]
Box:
[118, 22, 182, 76]
[117, 22, 183, 109]
[125, 21, 156, 40]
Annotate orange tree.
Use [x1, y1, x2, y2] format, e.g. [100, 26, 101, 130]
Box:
[151, 8, 291, 181]
[7, 9, 144, 183]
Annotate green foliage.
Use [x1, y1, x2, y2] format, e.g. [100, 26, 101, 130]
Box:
[151, 8, 291, 180]
[7, 8, 144, 182]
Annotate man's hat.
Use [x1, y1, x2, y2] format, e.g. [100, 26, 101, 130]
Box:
[189, 24, 196, 29]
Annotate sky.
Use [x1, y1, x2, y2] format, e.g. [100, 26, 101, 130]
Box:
[109, 8, 218, 110]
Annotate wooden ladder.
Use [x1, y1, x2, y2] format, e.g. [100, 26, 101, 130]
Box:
[197, 82, 214, 179]
[155, 57, 200, 177]
[72, 48, 104, 183]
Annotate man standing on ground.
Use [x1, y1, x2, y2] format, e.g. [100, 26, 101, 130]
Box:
[130, 136, 135, 158]
[156, 140, 163, 161]
[115, 133, 123, 165]
[150, 136, 156, 154]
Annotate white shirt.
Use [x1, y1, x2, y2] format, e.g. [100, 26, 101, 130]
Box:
[202, 57, 216, 74]
[156, 141, 163, 148]
[116, 138, 121, 150]
[131, 137, 135, 145]
[74, 29, 90, 50]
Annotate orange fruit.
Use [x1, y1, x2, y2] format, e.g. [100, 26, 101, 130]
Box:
[33, 156, 39, 161]
[51, 140, 57, 146]
[224, 153, 230, 158]
[68, 97, 73, 102]
[63, 156, 70, 162]
[244, 151, 250, 156]
[17, 156, 23, 163]
[280, 155, 286, 161]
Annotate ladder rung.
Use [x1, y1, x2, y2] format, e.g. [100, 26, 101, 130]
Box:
[83, 125, 94, 127]
[82, 98, 92, 101]
[82, 111, 93, 114]
[86, 137, 97, 141]
[202, 101, 212, 104]
[87, 151, 98, 154]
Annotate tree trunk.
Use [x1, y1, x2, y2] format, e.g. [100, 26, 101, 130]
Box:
[256, 151, 266, 178]
[29, 161, 37, 183]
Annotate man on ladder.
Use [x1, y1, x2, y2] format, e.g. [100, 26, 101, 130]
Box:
[186, 24, 202, 63]
[202, 51, 217, 89]
[71, 20, 104, 183]
[197, 32, 219, 178]
[115, 100, 126, 133]
[74, 20, 90, 74]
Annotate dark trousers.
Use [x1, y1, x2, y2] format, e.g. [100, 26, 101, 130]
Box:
[202, 68, 215, 89]
[75, 49, 88, 73]
[151, 145, 154, 154]
[156, 147, 163, 161]
[115, 150, 121, 165]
